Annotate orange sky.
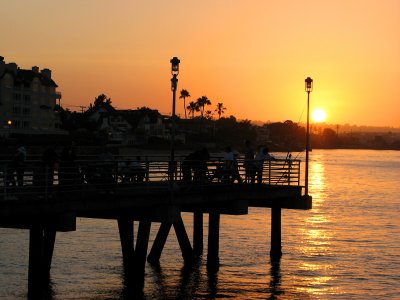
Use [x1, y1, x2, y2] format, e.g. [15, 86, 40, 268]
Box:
[2, 0, 399, 127]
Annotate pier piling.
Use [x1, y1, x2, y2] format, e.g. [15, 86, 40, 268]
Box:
[193, 212, 203, 256]
[270, 207, 282, 258]
[207, 212, 220, 269]
[173, 217, 194, 264]
[42, 228, 56, 276]
[118, 218, 135, 268]
[134, 221, 151, 273]
[28, 225, 55, 299]
[147, 222, 172, 263]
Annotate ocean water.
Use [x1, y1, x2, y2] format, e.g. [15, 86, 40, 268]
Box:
[1, 149, 399, 299]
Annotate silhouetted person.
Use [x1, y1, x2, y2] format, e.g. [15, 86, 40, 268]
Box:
[254, 146, 275, 184]
[182, 148, 210, 183]
[244, 140, 255, 183]
[131, 156, 146, 182]
[6, 145, 27, 187]
[223, 147, 242, 183]
[121, 156, 146, 182]
[41, 145, 59, 192]
[58, 146, 79, 191]
[97, 148, 115, 192]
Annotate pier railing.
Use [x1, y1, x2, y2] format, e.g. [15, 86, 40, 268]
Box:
[0, 156, 300, 199]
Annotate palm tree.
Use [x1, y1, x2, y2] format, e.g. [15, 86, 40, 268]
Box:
[196, 96, 212, 118]
[204, 110, 213, 120]
[215, 102, 226, 119]
[179, 89, 190, 119]
[187, 101, 199, 119]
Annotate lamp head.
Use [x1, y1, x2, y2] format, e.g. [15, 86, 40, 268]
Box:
[7, 120, 12, 126]
[170, 57, 180, 76]
[305, 77, 313, 92]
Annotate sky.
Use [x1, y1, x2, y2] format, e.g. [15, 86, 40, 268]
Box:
[1, 0, 399, 127]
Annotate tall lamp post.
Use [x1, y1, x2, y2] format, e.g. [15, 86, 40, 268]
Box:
[305, 77, 313, 196]
[170, 57, 180, 182]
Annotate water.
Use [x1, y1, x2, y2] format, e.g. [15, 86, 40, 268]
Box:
[1, 149, 399, 299]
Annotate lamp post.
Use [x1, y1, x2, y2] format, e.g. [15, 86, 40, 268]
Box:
[305, 77, 313, 196]
[170, 57, 180, 182]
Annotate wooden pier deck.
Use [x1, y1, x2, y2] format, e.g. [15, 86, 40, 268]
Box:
[0, 156, 311, 297]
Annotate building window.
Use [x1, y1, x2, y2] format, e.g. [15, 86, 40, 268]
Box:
[23, 94, 31, 105]
[14, 93, 22, 103]
[14, 120, 21, 128]
[23, 108, 30, 116]
[13, 106, 21, 116]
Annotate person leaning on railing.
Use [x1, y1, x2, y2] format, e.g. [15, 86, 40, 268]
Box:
[253, 146, 275, 184]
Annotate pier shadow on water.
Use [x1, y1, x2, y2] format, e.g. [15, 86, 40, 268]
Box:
[28, 256, 283, 299]
[118, 257, 282, 299]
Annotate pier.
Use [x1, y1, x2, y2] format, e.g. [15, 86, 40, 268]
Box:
[0, 156, 311, 297]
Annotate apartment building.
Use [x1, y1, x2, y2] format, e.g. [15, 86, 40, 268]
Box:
[0, 56, 63, 136]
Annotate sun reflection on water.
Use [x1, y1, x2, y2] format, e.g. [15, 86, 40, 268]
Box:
[296, 157, 335, 296]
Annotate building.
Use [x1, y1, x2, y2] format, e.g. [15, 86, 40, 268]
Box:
[0, 56, 63, 136]
[84, 104, 176, 145]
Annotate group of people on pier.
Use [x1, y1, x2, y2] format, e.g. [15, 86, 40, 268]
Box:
[2, 140, 275, 192]
[182, 140, 275, 185]
[4, 143, 80, 191]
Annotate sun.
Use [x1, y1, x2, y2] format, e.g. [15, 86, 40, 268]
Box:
[312, 108, 327, 123]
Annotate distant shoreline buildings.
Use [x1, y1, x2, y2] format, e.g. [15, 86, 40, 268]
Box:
[1, 56, 399, 150]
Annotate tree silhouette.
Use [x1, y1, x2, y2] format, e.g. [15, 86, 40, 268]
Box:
[187, 101, 199, 119]
[196, 96, 211, 118]
[179, 89, 190, 119]
[215, 102, 226, 119]
[94, 94, 112, 107]
[205, 110, 213, 120]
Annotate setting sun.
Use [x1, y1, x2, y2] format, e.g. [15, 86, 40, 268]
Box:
[312, 108, 327, 123]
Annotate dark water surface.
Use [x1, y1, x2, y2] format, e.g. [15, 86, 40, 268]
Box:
[1, 149, 399, 299]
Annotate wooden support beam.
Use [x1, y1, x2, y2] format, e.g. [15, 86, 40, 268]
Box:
[118, 219, 134, 268]
[134, 221, 151, 273]
[270, 207, 282, 258]
[173, 217, 194, 264]
[207, 212, 220, 269]
[193, 212, 203, 256]
[147, 222, 172, 264]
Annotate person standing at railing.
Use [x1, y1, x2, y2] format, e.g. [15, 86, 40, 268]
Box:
[6, 144, 26, 187]
[131, 156, 146, 182]
[222, 146, 242, 183]
[58, 146, 79, 192]
[41, 145, 59, 192]
[97, 148, 115, 192]
[254, 146, 275, 184]
[121, 156, 146, 182]
[182, 148, 210, 184]
[244, 140, 255, 183]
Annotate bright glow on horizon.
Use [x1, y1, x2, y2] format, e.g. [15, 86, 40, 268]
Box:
[312, 109, 327, 123]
